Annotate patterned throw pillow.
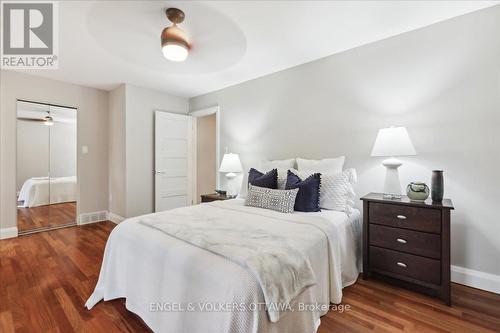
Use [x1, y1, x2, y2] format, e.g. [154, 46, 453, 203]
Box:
[245, 185, 299, 214]
[248, 168, 278, 189]
[285, 171, 322, 212]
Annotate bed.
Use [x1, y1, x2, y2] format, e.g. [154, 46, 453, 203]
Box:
[17, 176, 77, 207]
[86, 199, 361, 333]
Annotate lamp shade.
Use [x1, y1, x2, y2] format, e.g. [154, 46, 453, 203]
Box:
[219, 153, 243, 173]
[371, 127, 416, 157]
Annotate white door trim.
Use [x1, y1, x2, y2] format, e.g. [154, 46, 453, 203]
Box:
[189, 105, 220, 200]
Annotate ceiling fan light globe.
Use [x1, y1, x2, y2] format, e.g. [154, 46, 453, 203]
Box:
[44, 117, 54, 126]
[162, 43, 189, 62]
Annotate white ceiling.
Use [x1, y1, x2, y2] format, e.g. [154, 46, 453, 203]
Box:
[14, 1, 500, 98]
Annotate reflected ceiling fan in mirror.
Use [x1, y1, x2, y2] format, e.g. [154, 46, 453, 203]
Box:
[44, 114, 54, 126]
[18, 111, 54, 126]
[161, 8, 190, 62]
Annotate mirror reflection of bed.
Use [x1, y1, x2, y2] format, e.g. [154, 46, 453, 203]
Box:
[16, 100, 77, 234]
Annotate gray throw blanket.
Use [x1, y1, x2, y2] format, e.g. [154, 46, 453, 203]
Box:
[140, 203, 321, 322]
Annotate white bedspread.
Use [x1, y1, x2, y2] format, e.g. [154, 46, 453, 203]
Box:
[18, 176, 77, 207]
[86, 199, 361, 333]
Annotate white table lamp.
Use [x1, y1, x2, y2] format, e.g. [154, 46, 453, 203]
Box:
[371, 126, 416, 199]
[219, 153, 243, 197]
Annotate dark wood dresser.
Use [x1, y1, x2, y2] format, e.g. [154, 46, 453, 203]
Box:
[200, 193, 231, 203]
[361, 192, 454, 305]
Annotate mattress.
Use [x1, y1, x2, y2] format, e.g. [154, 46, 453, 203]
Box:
[86, 199, 361, 333]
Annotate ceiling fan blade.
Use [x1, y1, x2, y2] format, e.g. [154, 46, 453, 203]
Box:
[17, 117, 45, 122]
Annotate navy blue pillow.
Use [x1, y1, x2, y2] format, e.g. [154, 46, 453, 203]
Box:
[285, 171, 321, 212]
[248, 168, 278, 189]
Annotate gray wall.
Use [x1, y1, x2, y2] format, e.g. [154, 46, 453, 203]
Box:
[107, 84, 189, 218]
[120, 84, 189, 218]
[1, 70, 109, 230]
[108, 85, 127, 217]
[190, 7, 500, 276]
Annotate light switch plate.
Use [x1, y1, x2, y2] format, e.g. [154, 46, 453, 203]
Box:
[82, 146, 88, 154]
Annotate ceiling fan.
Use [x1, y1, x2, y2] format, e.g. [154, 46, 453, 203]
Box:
[18, 112, 54, 126]
[161, 8, 190, 62]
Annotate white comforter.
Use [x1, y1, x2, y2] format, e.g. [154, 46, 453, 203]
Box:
[18, 176, 77, 207]
[86, 199, 361, 333]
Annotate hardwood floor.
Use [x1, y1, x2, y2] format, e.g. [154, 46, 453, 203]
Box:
[17, 201, 76, 233]
[0, 222, 149, 333]
[318, 279, 500, 333]
[0, 221, 499, 333]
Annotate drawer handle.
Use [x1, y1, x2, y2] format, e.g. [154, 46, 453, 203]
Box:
[396, 215, 407, 220]
[396, 262, 407, 268]
[396, 238, 407, 244]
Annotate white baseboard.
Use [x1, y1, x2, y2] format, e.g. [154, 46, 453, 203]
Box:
[78, 211, 108, 225]
[108, 212, 125, 224]
[451, 265, 500, 294]
[0, 227, 18, 239]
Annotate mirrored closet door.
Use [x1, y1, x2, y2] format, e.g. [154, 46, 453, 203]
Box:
[16, 100, 77, 234]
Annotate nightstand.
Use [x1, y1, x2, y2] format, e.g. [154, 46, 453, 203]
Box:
[361, 192, 454, 305]
[200, 193, 231, 203]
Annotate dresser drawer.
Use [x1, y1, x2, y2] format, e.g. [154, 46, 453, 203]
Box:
[369, 202, 441, 234]
[369, 224, 441, 259]
[370, 246, 441, 285]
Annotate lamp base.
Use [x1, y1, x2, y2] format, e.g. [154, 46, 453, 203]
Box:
[382, 157, 403, 198]
[225, 173, 239, 197]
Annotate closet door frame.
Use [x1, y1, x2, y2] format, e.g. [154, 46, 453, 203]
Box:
[15, 99, 78, 234]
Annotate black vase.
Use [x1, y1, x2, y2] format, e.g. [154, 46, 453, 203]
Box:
[431, 170, 444, 202]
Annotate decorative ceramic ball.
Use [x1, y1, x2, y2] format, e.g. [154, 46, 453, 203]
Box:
[406, 182, 430, 201]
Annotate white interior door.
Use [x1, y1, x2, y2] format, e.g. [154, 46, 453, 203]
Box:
[155, 111, 193, 212]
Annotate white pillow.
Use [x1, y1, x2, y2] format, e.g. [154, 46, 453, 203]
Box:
[296, 156, 345, 174]
[290, 168, 357, 213]
[260, 158, 295, 189]
[260, 159, 295, 170]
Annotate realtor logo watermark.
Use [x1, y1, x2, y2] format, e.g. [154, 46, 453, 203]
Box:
[1, 1, 59, 69]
